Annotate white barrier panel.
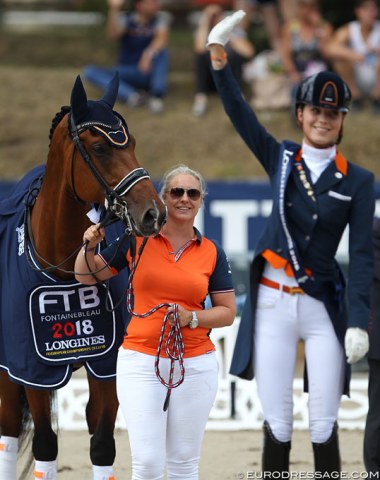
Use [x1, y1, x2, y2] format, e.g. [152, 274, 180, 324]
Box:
[56, 321, 369, 431]
[56, 377, 369, 431]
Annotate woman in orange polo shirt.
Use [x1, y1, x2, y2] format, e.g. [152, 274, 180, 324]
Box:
[75, 164, 236, 480]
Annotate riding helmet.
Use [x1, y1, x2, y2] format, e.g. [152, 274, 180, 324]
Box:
[295, 71, 352, 113]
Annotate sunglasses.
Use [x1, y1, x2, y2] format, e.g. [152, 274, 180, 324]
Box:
[168, 187, 202, 200]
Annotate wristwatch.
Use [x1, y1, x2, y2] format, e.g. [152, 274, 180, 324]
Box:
[188, 311, 199, 329]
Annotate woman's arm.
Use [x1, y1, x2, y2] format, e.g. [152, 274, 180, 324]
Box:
[318, 21, 334, 59]
[167, 292, 236, 329]
[74, 224, 115, 285]
[324, 24, 364, 63]
[194, 5, 223, 54]
[347, 171, 376, 329]
[138, 16, 170, 73]
[229, 31, 255, 59]
[106, 0, 125, 40]
[207, 11, 281, 175]
[280, 23, 301, 85]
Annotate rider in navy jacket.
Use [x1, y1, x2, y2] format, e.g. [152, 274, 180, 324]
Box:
[213, 66, 374, 382]
[207, 10, 375, 477]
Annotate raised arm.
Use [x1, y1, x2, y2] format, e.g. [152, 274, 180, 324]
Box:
[207, 10, 281, 175]
[194, 5, 223, 54]
[207, 10, 247, 70]
[106, 0, 126, 40]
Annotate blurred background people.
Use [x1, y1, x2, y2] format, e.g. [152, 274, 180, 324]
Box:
[280, 0, 333, 108]
[192, 1, 255, 117]
[248, 0, 298, 53]
[84, 0, 171, 114]
[324, 0, 380, 113]
[253, 0, 282, 53]
[277, 0, 297, 24]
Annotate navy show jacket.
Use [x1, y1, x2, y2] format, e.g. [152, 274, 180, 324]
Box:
[212, 66, 375, 391]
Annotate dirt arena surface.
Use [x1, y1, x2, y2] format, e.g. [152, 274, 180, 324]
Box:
[17, 428, 366, 479]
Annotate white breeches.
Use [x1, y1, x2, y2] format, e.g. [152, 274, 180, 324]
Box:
[254, 266, 345, 444]
[116, 349, 218, 480]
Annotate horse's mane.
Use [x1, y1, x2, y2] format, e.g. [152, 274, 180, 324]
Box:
[49, 106, 71, 146]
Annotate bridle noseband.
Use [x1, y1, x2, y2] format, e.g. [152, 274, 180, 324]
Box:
[69, 113, 150, 234]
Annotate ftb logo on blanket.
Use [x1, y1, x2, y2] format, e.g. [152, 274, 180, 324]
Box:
[29, 283, 116, 364]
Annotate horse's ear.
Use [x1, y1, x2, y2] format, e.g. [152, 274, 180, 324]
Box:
[101, 72, 119, 108]
[70, 75, 88, 124]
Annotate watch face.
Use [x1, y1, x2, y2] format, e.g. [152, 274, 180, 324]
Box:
[190, 311, 198, 329]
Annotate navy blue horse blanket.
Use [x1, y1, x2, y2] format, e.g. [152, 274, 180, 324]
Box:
[0, 166, 129, 389]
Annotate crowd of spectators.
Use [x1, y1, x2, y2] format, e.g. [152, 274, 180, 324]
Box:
[84, 0, 380, 116]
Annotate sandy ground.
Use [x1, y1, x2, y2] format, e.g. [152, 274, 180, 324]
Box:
[17, 428, 366, 479]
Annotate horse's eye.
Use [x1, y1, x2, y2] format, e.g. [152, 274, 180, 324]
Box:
[92, 143, 110, 158]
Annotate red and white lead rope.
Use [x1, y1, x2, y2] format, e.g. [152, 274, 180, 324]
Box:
[126, 248, 185, 411]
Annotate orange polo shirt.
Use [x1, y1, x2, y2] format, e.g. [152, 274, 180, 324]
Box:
[99, 230, 234, 358]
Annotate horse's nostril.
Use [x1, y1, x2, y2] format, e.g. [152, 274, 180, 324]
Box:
[143, 208, 158, 227]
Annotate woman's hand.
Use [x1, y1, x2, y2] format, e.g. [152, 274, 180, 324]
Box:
[166, 304, 192, 328]
[206, 9, 246, 47]
[83, 223, 105, 250]
[344, 327, 369, 364]
[202, 4, 223, 24]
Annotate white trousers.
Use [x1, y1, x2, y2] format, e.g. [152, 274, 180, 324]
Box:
[116, 349, 218, 480]
[254, 271, 345, 444]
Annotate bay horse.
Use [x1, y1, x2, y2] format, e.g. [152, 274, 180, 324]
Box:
[0, 73, 166, 479]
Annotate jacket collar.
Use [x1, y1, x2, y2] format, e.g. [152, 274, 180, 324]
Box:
[295, 148, 347, 175]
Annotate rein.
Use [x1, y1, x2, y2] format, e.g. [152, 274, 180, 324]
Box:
[22, 176, 117, 276]
[126, 238, 185, 411]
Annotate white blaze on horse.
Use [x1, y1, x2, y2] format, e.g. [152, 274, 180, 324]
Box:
[0, 73, 166, 480]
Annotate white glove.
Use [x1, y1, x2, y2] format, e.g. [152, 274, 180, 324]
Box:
[344, 327, 369, 364]
[206, 10, 246, 47]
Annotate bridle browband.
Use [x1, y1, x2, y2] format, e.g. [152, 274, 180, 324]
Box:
[69, 113, 150, 235]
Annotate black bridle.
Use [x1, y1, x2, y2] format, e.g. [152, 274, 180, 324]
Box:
[69, 113, 150, 235]
[22, 114, 151, 276]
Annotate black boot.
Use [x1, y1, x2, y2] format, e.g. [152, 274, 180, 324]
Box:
[313, 422, 341, 476]
[262, 421, 291, 474]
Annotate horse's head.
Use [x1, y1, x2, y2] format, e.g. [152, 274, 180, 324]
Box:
[66, 73, 166, 236]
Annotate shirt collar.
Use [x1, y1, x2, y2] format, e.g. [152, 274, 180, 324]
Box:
[157, 226, 203, 243]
